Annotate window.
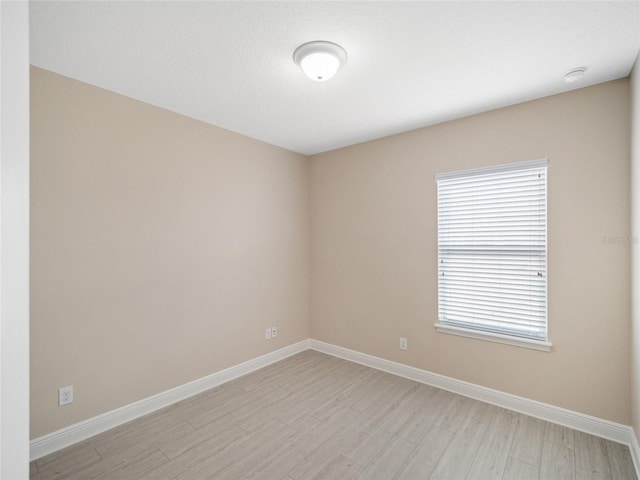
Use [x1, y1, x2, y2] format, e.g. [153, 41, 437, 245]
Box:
[435, 159, 551, 351]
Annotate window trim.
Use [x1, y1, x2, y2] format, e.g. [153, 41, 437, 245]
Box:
[434, 322, 552, 351]
[435, 159, 551, 352]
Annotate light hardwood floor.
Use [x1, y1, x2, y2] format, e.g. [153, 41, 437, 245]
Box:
[31, 350, 637, 479]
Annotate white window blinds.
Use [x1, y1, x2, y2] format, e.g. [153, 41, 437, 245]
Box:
[436, 159, 548, 343]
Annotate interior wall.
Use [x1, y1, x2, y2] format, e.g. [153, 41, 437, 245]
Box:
[631, 54, 640, 442]
[1, 2, 30, 477]
[310, 79, 631, 424]
[30, 67, 310, 439]
[31, 63, 634, 441]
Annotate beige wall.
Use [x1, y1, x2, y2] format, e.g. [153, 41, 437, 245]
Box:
[30, 67, 310, 438]
[310, 79, 631, 424]
[31, 65, 633, 439]
[631, 55, 640, 441]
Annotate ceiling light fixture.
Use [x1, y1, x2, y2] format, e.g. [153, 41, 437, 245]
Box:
[293, 41, 347, 82]
[564, 67, 587, 84]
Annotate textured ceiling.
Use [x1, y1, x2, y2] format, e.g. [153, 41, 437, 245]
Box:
[30, 1, 640, 155]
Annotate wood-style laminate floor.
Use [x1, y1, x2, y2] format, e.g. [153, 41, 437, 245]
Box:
[31, 350, 637, 479]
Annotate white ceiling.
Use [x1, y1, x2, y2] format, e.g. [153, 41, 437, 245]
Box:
[30, 1, 640, 156]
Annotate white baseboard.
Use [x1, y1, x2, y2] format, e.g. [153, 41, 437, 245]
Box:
[629, 428, 640, 477]
[30, 340, 310, 461]
[31, 336, 640, 479]
[310, 340, 639, 454]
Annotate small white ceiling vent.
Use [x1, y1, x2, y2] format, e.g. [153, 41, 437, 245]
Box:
[564, 67, 587, 84]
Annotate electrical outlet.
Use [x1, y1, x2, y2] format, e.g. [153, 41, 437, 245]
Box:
[59, 385, 73, 406]
[271, 326, 278, 338]
[400, 338, 407, 351]
[265, 328, 271, 340]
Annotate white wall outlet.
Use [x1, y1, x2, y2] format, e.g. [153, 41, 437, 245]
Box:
[400, 338, 408, 351]
[265, 328, 271, 340]
[271, 326, 278, 338]
[59, 385, 73, 406]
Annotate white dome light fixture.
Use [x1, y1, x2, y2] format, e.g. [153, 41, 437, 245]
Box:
[293, 41, 347, 82]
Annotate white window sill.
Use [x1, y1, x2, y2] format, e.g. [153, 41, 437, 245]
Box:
[434, 323, 552, 352]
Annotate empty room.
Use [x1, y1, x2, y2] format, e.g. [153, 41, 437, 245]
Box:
[3, 0, 640, 478]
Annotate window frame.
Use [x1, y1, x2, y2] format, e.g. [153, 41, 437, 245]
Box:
[434, 159, 552, 352]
